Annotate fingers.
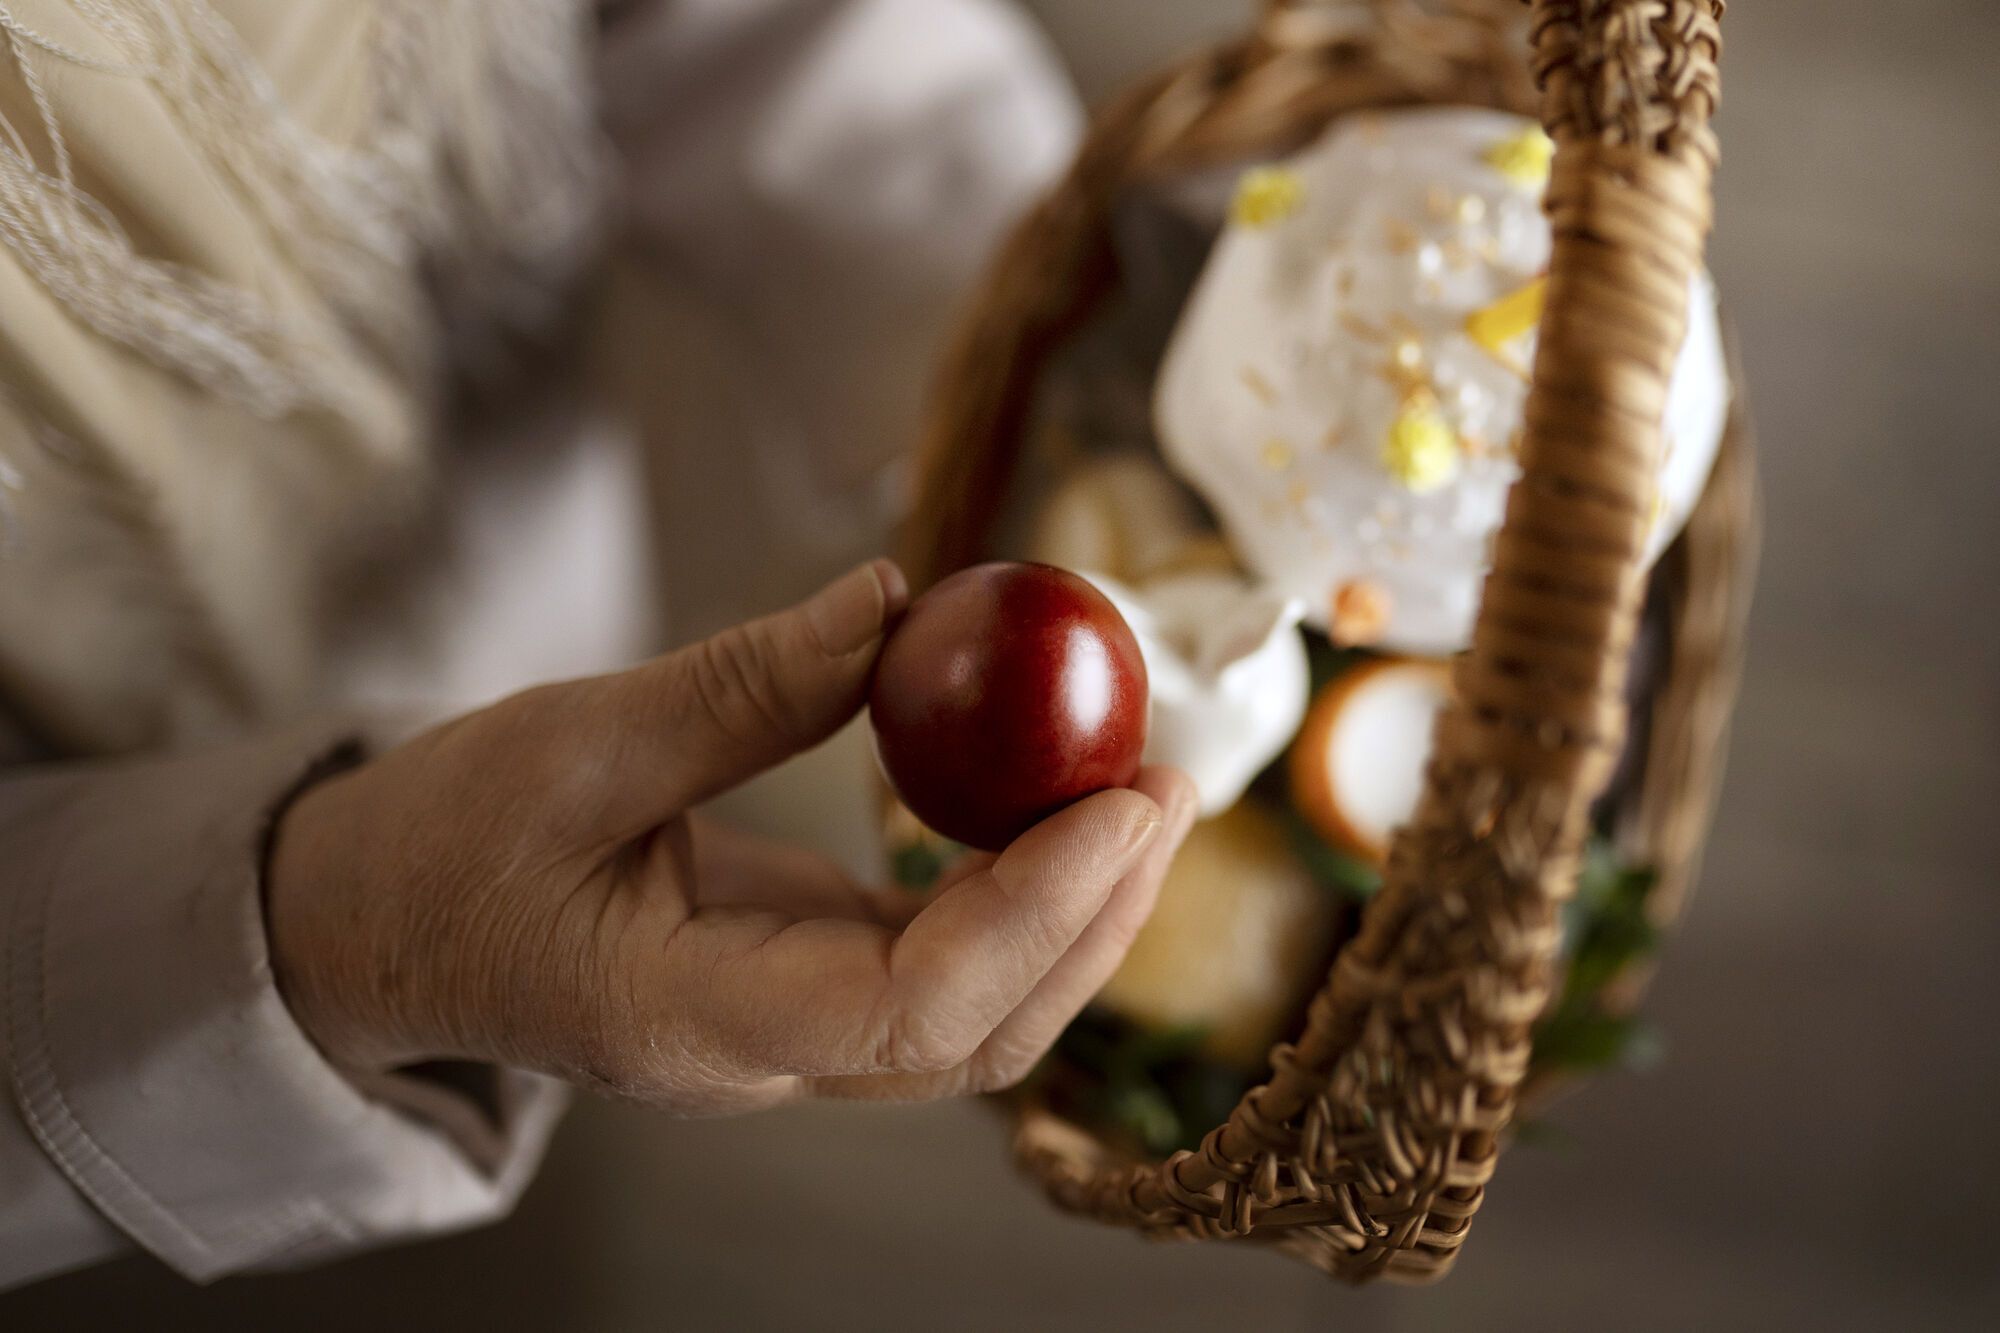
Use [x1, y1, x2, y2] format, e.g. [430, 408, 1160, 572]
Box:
[874, 788, 1164, 1069]
[820, 766, 1197, 1102]
[954, 767, 1195, 1090]
[605, 559, 908, 827]
[657, 786, 1164, 1084]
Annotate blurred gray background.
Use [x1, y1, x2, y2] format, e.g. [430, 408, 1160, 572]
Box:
[7, 1, 1997, 1329]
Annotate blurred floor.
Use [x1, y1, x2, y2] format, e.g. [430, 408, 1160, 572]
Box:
[8, 2, 1999, 1329]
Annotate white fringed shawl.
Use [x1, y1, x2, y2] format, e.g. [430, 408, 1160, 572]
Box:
[0, 0, 604, 753]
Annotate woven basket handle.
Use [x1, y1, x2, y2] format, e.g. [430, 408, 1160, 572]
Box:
[1006, 0, 1727, 1281]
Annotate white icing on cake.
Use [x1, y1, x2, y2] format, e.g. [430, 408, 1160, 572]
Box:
[1155, 106, 1729, 655]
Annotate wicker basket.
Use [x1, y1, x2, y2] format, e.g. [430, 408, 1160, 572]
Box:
[898, 0, 1755, 1283]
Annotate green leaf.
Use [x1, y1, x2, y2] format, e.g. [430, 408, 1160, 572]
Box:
[1532, 1007, 1663, 1074]
[1055, 1015, 1124, 1078]
[1532, 840, 1668, 1076]
[1050, 1010, 1254, 1157]
[1572, 837, 1628, 911]
[1161, 1061, 1250, 1153]
[1100, 1082, 1184, 1157]
[1112, 1023, 1211, 1075]
[889, 841, 949, 891]
[1511, 1117, 1576, 1150]
[1560, 853, 1660, 1002]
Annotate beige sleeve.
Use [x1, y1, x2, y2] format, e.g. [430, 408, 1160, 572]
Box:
[0, 721, 568, 1290]
[0, 2, 591, 1292]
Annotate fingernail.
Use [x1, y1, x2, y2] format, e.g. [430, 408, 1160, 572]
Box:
[1119, 811, 1164, 863]
[805, 559, 905, 656]
[873, 559, 910, 625]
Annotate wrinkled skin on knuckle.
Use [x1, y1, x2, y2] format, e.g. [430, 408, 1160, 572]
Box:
[683, 628, 793, 750]
[542, 955, 686, 1103]
[518, 836, 713, 1099]
[873, 992, 982, 1075]
[496, 896, 622, 1077]
[582, 910, 805, 1109]
[546, 985, 653, 1100]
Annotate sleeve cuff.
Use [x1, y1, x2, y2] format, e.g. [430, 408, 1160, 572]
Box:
[4, 720, 568, 1280]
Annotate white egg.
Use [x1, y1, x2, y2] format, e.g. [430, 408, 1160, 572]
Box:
[1155, 106, 1730, 655]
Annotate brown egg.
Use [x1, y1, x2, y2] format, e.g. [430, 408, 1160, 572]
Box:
[868, 562, 1148, 852]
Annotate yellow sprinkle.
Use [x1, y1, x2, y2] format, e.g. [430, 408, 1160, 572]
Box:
[1231, 166, 1304, 227]
[1240, 364, 1278, 405]
[1485, 125, 1555, 188]
[1381, 402, 1460, 493]
[1456, 194, 1488, 225]
[1392, 337, 1424, 370]
[1465, 275, 1548, 355]
[1260, 438, 1295, 471]
[1286, 478, 1313, 508]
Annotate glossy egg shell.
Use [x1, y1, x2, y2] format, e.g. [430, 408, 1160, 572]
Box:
[869, 562, 1149, 852]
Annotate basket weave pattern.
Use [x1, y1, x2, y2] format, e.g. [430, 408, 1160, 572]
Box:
[904, 0, 1746, 1282]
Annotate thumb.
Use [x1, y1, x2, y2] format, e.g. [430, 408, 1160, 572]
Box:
[613, 558, 908, 817]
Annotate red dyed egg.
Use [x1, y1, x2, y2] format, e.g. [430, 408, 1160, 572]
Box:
[869, 562, 1149, 852]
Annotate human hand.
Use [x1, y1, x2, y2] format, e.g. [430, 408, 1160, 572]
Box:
[266, 560, 1197, 1114]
